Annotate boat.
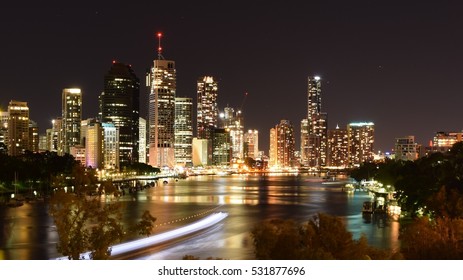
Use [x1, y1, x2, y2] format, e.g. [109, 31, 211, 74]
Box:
[362, 201, 373, 214]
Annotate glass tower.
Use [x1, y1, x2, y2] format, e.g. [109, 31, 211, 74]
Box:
[100, 61, 140, 166]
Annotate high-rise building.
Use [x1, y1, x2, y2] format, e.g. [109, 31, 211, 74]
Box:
[244, 129, 259, 159]
[62, 88, 82, 154]
[85, 120, 103, 169]
[0, 111, 9, 153]
[139, 117, 147, 164]
[222, 107, 244, 160]
[7, 100, 29, 156]
[174, 97, 193, 166]
[100, 61, 140, 165]
[269, 128, 277, 167]
[147, 33, 176, 168]
[50, 118, 64, 154]
[327, 125, 349, 167]
[102, 122, 119, 170]
[28, 120, 39, 153]
[305, 76, 328, 168]
[395, 136, 419, 161]
[197, 76, 218, 140]
[347, 122, 375, 166]
[274, 120, 295, 168]
[300, 119, 309, 166]
[212, 128, 231, 166]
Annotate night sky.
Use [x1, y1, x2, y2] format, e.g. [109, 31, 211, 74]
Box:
[1, 1, 463, 153]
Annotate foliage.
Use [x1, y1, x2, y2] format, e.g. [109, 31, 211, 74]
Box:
[400, 216, 463, 259]
[132, 210, 157, 237]
[251, 213, 397, 260]
[121, 162, 161, 175]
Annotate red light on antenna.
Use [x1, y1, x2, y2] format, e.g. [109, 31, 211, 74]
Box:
[158, 47, 162, 52]
[157, 32, 162, 37]
[112, 60, 116, 64]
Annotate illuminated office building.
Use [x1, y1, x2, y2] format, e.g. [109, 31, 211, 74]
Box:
[147, 33, 176, 168]
[269, 128, 277, 167]
[102, 122, 119, 170]
[100, 61, 139, 165]
[174, 97, 193, 166]
[347, 122, 375, 166]
[85, 120, 103, 169]
[395, 136, 419, 161]
[62, 88, 82, 154]
[0, 111, 9, 153]
[139, 117, 147, 164]
[7, 100, 29, 156]
[327, 125, 348, 167]
[28, 120, 39, 153]
[273, 120, 295, 168]
[222, 107, 244, 160]
[305, 76, 328, 168]
[244, 129, 258, 159]
[212, 128, 231, 166]
[197, 76, 218, 140]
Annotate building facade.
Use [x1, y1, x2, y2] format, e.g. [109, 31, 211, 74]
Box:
[62, 88, 82, 154]
[100, 62, 140, 165]
[197, 76, 218, 140]
[147, 38, 176, 168]
[394, 136, 419, 161]
[327, 125, 349, 167]
[7, 100, 29, 156]
[174, 97, 193, 166]
[347, 122, 375, 166]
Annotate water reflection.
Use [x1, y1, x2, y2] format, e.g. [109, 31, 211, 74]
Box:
[0, 174, 400, 260]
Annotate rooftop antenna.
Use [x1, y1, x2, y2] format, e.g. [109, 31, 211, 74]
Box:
[157, 32, 165, 60]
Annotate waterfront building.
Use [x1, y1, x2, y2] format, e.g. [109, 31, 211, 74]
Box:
[212, 128, 231, 166]
[196, 76, 218, 140]
[100, 62, 140, 165]
[139, 117, 147, 164]
[269, 128, 277, 167]
[221, 107, 244, 160]
[174, 97, 193, 167]
[305, 76, 328, 168]
[244, 129, 259, 159]
[62, 88, 82, 154]
[347, 122, 375, 166]
[300, 119, 309, 166]
[85, 120, 103, 169]
[102, 122, 119, 170]
[192, 138, 209, 166]
[394, 136, 420, 161]
[7, 100, 29, 156]
[274, 120, 296, 168]
[327, 125, 349, 167]
[146, 33, 176, 168]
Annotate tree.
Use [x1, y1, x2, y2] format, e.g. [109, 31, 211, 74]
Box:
[251, 213, 396, 260]
[49, 186, 156, 259]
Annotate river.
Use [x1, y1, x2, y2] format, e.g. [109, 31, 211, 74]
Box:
[0, 173, 400, 260]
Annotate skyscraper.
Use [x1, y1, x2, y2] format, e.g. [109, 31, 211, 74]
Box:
[62, 88, 82, 154]
[197, 76, 218, 140]
[304, 76, 328, 168]
[7, 100, 29, 156]
[347, 122, 375, 166]
[273, 120, 295, 168]
[100, 61, 140, 165]
[174, 97, 193, 166]
[139, 117, 147, 164]
[327, 125, 349, 167]
[147, 33, 176, 168]
[244, 129, 259, 159]
[221, 107, 244, 160]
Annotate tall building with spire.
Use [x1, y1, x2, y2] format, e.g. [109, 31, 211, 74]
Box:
[197, 76, 218, 140]
[147, 33, 176, 168]
[100, 61, 140, 166]
[62, 88, 82, 155]
[304, 76, 328, 169]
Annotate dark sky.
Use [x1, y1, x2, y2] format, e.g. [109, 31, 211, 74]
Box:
[1, 0, 463, 153]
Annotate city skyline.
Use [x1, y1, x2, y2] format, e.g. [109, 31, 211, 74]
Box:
[1, 1, 463, 153]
